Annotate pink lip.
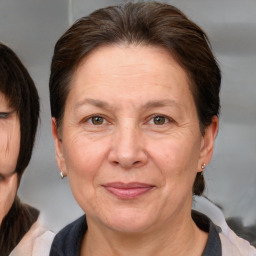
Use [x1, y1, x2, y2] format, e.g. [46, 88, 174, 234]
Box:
[102, 182, 155, 199]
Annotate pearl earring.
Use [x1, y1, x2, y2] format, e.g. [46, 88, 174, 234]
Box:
[60, 171, 64, 179]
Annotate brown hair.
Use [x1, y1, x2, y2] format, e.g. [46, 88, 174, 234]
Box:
[49, 2, 221, 195]
[0, 42, 40, 255]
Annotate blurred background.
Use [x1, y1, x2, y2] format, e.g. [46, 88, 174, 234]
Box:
[0, 0, 255, 235]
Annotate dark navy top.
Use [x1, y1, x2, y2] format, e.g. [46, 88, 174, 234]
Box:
[50, 211, 221, 256]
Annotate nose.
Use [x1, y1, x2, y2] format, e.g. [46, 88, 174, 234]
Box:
[108, 123, 148, 169]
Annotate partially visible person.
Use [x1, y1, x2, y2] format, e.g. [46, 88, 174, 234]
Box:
[0, 42, 54, 256]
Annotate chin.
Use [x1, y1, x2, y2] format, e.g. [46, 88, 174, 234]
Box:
[100, 208, 157, 234]
[108, 220, 153, 234]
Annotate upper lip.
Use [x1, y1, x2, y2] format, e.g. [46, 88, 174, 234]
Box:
[102, 182, 155, 188]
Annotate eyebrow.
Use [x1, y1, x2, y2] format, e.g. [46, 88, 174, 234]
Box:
[74, 98, 113, 111]
[141, 99, 180, 110]
[74, 98, 180, 111]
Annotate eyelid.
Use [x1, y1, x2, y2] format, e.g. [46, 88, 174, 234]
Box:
[0, 112, 10, 119]
[0, 111, 14, 119]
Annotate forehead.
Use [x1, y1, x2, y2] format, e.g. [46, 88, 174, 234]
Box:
[74, 44, 189, 82]
[68, 44, 193, 108]
[0, 92, 10, 107]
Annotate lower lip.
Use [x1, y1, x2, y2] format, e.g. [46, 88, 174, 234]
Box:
[103, 186, 154, 199]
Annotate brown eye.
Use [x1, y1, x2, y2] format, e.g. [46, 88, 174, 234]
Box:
[90, 116, 105, 125]
[153, 116, 167, 125]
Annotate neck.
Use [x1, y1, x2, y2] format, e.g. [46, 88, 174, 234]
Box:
[81, 211, 208, 256]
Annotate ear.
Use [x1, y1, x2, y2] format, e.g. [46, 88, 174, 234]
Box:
[198, 116, 218, 172]
[51, 118, 67, 177]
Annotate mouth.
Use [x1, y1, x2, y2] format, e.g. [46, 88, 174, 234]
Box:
[102, 182, 155, 199]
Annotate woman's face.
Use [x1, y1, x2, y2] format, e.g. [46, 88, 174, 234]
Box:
[53, 45, 217, 233]
[0, 93, 20, 224]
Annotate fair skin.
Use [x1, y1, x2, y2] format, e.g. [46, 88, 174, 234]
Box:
[0, 93, 20, 225]
[52, 45, 218, 256]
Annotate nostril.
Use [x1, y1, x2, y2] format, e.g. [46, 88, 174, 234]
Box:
[112, 161, 119, 166]
[111, 160, 141, 167]
[134, 161, 141, 166]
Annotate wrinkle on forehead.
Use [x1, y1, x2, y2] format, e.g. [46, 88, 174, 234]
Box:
[73, 44, 188, 82]
[71, 46, 190, 98]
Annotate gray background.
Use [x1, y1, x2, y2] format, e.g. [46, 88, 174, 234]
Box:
[0, 0, 255, 232]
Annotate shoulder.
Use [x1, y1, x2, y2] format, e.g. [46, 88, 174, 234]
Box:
[10, 216, 55, 256]
[193, 196, 256, 256]
[220, 229, 256, 256]
[52, 215, 86, 244]
[50, 215, 87, 256]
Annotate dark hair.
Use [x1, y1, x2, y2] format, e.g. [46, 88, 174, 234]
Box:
[49, 2, 221, 195]
[0, 42, 40, 255]
[0, 197, 39, 256]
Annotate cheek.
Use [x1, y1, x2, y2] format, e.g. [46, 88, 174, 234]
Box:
[62, 134, 111, 203]
[147, 135, 201, 184]
[0, 132, 20, 173]
[63, 135, 108, 175]
[62, 136, 111, 213]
